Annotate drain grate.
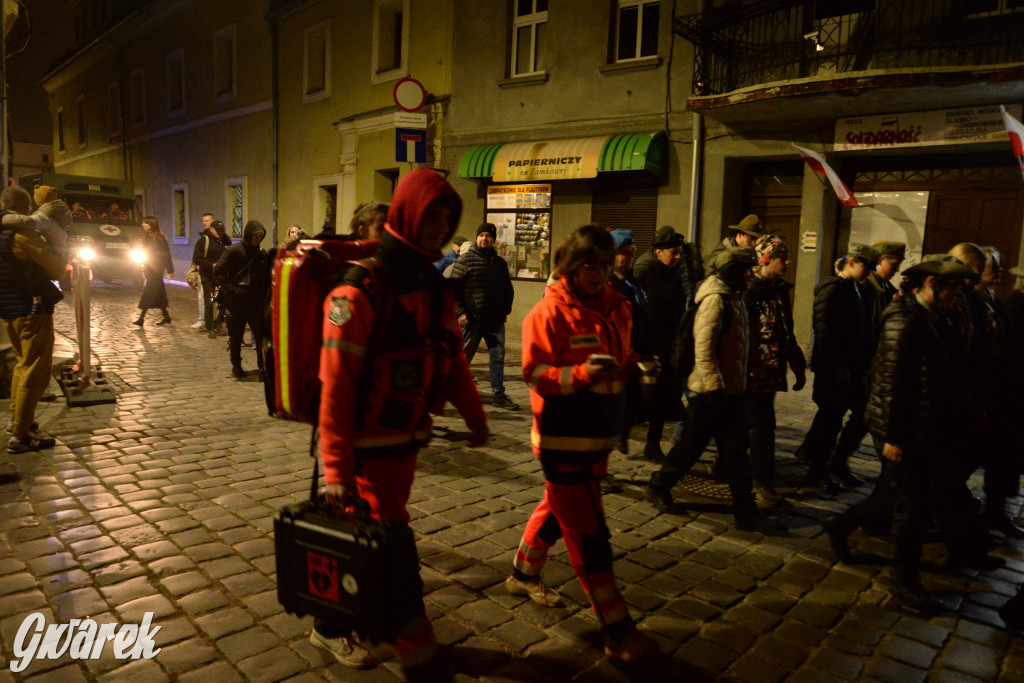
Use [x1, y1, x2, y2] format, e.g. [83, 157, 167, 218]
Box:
[675, 472, 733, 501]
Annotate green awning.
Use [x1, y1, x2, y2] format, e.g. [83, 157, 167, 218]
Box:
[457, 132, 668, 180]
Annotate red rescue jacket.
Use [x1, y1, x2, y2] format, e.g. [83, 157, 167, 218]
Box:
[522, 278, 633, 462]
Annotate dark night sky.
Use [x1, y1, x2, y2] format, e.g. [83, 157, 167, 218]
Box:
[7, 0, 73, 144]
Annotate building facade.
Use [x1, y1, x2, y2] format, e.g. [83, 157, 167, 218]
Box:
[677, 0, 1024, 340]
[270, 0, 454, 239]
[446, 0, 696, 327]
[41, 0, 274, 276]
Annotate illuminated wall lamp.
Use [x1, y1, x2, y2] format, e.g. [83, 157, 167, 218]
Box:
[804, 31, 825, 52]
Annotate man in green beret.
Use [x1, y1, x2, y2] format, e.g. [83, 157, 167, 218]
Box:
[645, 247, 779, 533]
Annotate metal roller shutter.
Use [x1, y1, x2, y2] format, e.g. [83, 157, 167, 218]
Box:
[590, 183, 659, 255]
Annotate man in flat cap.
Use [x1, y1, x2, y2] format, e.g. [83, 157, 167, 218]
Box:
[451, 223, 518, 410]
[645, 247, 779, 534]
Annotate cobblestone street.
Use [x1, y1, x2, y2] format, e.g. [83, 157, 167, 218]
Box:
[0, 281, 1022, 682]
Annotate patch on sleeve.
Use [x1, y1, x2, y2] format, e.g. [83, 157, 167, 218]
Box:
[327, 296, 353, 327]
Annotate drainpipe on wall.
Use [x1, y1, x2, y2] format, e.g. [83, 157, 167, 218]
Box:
[686, 0, 705, 246]
[270, 17, 279, 248]
[107, 36, 129, 182]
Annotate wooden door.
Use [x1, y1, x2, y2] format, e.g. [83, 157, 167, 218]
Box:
[924, 189, 1023, 300]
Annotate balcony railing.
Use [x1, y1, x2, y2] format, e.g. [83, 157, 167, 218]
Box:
[675, 0, 1024, 97]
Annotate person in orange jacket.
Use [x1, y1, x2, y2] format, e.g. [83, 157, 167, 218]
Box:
[506, 224, 658, 664]
[313, 168, 489, 681]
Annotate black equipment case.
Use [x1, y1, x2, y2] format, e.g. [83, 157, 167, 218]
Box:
[275, 431, 393, 643]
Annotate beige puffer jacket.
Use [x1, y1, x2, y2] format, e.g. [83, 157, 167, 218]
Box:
[688, 275, 749, 396]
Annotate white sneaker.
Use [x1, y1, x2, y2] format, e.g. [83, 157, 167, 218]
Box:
[190, 321, 205, 329]
[309, 629, 375, 669]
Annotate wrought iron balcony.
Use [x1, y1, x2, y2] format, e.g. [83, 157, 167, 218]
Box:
[676, 0, 1024, 97]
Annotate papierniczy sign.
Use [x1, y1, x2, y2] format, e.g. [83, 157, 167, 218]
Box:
[9, 612, 161, 672]
[835, 105, 1023, 151]
[492, 136, 608, 181]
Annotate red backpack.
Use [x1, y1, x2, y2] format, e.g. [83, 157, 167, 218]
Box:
[264, 237, 380, 424]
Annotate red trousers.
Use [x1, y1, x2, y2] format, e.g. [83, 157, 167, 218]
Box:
[513, 457, 629, 628]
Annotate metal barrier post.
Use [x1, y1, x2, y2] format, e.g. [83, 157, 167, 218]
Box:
[58, 251, 116, 406]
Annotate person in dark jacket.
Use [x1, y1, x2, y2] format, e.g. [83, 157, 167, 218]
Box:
[214, 220, 268, 379]
[866, 241, 905, 328]
[193, 219, 232, 337]
[450, 223, 518, 410]
[133, 216, 174, 326]
[0, 186, 61, 453]
[632, 227, 685, 461]
[842, 256, 999, 613]
[798, 243, 879, 489]
[607, 228, 652, 458]
[744, 235, 806, 508]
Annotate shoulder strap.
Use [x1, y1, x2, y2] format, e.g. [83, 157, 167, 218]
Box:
[203, 235, 210, 258]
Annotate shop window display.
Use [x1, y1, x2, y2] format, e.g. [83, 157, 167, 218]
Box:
[486, 184, 552, 280]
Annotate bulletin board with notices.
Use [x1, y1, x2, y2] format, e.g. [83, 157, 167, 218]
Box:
[486, 184, 552, 281]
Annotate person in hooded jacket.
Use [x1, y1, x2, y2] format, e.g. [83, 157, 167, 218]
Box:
[744, 235, 806, 508]
[193, 219, 232, 338]
[645, 247, 779, 534]
[312, 168, 489, 680]
[798, 244, 880, 489]
[508, 225, 658, 664]
[214, 220, 268, 379]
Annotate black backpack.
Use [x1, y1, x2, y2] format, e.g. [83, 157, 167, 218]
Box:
[671, 293, 733, 379]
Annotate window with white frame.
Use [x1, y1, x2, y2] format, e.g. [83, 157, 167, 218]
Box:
[130, 68, 146, 126]
[76, 95, 87, 148]
[225, 177, 246, 238]
[166, 48, 185, 117]
[303, 20, 330, 102]
[108, 82, 121, 136]
[56, 107, 66, 153]
[511, 0, 548, 76]
[615, 0, 659, 61]
[172, 182, 189, 245]
[372, 0, 408, 82]
[213, 24, 237, 103]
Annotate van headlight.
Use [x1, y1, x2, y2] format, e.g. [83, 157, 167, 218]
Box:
[78, 247, 96, 262]
[130, 248, 147, 265]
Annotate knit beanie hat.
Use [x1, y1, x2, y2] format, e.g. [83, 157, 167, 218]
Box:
[477, 222, 497, 237]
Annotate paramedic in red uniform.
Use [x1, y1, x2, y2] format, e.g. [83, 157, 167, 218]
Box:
[312, 168, 489, 681]
[507, 225, 658, 663]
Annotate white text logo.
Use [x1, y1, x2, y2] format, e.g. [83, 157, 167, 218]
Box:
[10, 612, 162, 672]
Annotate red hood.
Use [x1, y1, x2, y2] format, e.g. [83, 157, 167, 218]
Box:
[383, 168, 462, 261]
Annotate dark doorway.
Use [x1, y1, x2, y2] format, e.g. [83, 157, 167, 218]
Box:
[746, 161, 804, 285]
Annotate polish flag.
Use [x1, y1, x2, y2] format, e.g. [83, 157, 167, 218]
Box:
[792, 143, 859, 207]
[1000, 105, 1024, 181]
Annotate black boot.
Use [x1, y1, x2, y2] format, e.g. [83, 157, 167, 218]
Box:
[132, 311, 145, 326]
[822, 514, 856, 563]
[156, 310, 171, 325]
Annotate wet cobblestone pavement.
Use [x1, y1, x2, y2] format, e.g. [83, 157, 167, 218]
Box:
[0, 281, 1022, 681]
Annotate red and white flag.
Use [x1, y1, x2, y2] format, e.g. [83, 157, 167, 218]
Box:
[792, 143, 859, 207]
[1000, 105, 1024, 181]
